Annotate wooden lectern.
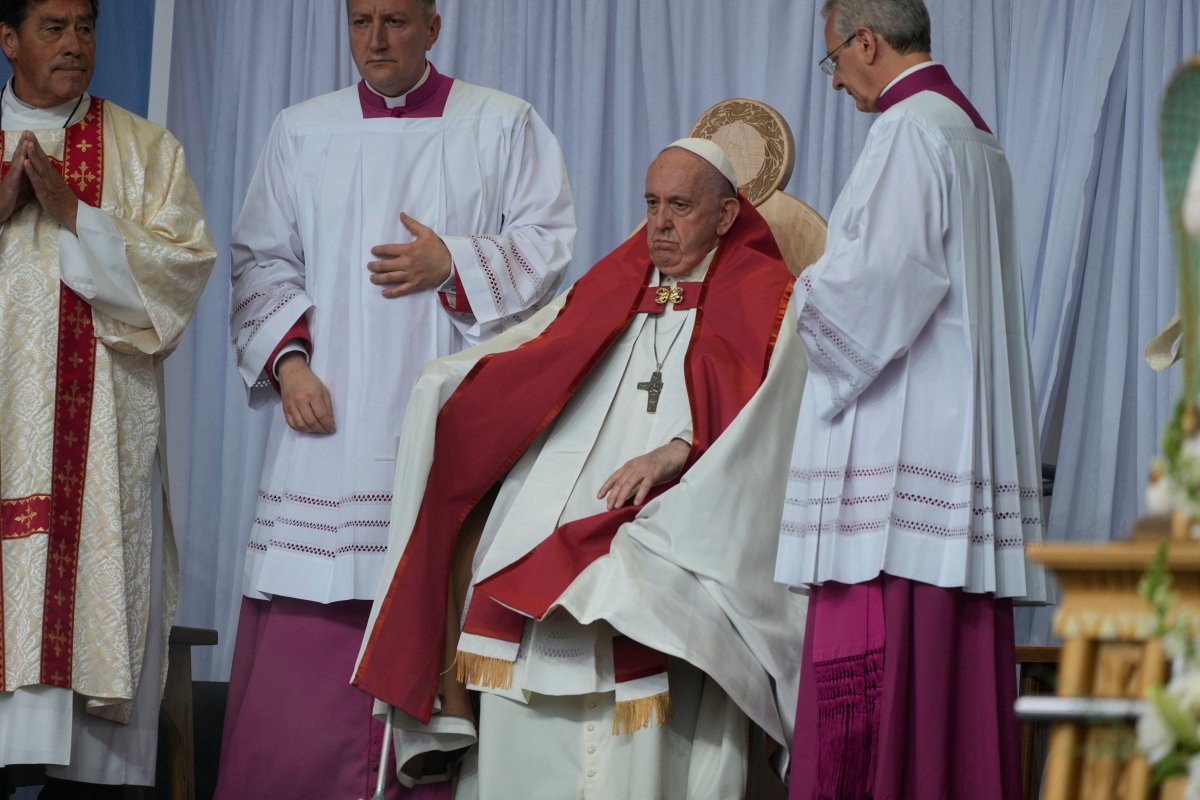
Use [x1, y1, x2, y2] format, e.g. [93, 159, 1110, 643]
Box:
[1024, 534, 1197, 800]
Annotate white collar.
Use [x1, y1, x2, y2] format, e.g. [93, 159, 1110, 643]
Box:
[654, 246, 716, 286]
[1, 78, 89, 131]
[363, 62, 431, 109]
[880, 60, 939, 97]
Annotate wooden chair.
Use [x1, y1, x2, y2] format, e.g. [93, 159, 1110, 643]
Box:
[690, 97, 827, 276]
[158, 625, 219, 800]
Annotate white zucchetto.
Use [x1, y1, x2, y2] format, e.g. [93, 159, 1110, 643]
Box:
[663, 137, 739, 191]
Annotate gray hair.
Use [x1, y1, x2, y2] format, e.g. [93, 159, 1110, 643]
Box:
[821, 0, 931, 55]
[345, 0, 436, 21]
[707, 168, 737, 201]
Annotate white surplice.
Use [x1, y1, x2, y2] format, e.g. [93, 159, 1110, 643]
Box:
[775, 85, 1046, 601]
[230, 72, 575, 604]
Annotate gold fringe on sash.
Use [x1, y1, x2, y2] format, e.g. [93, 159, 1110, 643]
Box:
[612, 691, 673, 736]
[456, 650, 514, 690]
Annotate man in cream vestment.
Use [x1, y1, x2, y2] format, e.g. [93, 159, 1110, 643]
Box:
[355, 140, 806, 799]
[0, 0, 215, 793]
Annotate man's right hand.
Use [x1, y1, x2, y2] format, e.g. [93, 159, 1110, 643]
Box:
[0, 138, 32, 224]
[597, 438, 691, 510]
[277, 352, 335, 434]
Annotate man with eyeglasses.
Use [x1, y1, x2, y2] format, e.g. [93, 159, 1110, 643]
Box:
[775, 1, 1044, 797]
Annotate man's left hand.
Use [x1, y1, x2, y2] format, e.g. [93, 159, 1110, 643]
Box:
[368, 213, 453, 298]
[23, 133, 78, 234]
[597, 438, 691, 510]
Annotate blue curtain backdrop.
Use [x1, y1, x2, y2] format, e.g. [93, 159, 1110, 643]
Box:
[0, 0, 154, 117]
[152, 1, 1199, 680]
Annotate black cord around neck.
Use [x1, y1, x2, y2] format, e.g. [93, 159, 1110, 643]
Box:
[0, 84, 86, 131]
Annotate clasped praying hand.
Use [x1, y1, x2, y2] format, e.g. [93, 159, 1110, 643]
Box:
[0, 131, 80, 233]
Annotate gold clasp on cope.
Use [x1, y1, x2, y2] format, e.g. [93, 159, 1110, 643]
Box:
[655, 286, 685, 306]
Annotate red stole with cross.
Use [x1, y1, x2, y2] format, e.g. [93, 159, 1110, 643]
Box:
[354, 196, 793, 725]
[0, 98, 106, 688]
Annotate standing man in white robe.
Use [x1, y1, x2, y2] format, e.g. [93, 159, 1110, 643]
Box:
[354, 140, 806, 799]
[0, 0, 216, 795]
[774, 1, 1044, 798]
[216, 1, 575, 798]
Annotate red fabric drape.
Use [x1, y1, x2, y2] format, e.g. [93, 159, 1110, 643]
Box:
[354, 197, 793, 722]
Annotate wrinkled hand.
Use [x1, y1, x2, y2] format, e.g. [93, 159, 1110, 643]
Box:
[597, 438, 691, 510]
[0, 136, 33, 224]
[278, 353, 335, 434]
[23, 133, 79, 234]
[368, 213, 453, 298]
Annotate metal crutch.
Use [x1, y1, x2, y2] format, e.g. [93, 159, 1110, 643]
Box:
[362, 705, 395, 800]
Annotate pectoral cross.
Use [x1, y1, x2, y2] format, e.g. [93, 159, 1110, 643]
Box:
[637, 370, 664, 413]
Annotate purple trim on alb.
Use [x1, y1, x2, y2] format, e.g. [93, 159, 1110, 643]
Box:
[875, 64, 991, 134]
[357, 62, 454, 119]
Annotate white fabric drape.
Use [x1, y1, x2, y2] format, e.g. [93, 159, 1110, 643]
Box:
[162, 0, 1200, 678]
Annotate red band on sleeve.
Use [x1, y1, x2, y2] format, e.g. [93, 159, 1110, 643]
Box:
[439, 267, 473, 314]
[266, 316, 312, 391]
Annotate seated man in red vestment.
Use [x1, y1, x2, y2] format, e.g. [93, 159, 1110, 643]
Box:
[353, 139, 809, 798]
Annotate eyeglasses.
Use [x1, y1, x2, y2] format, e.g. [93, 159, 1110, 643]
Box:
[818, 34, 856, 76]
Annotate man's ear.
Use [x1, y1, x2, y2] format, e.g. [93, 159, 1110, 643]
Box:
[0, 24, 18, 62]
[860, 27, 880, 66]
[425, 13, 442, 51]
[715, 196, 740, 236]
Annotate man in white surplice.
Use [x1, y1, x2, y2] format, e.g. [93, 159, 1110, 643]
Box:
[216, 0, 574, 797]
[775, 1, 1045, 797]
[353, 139, 806, 800]
[0, 0, 215, 796]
